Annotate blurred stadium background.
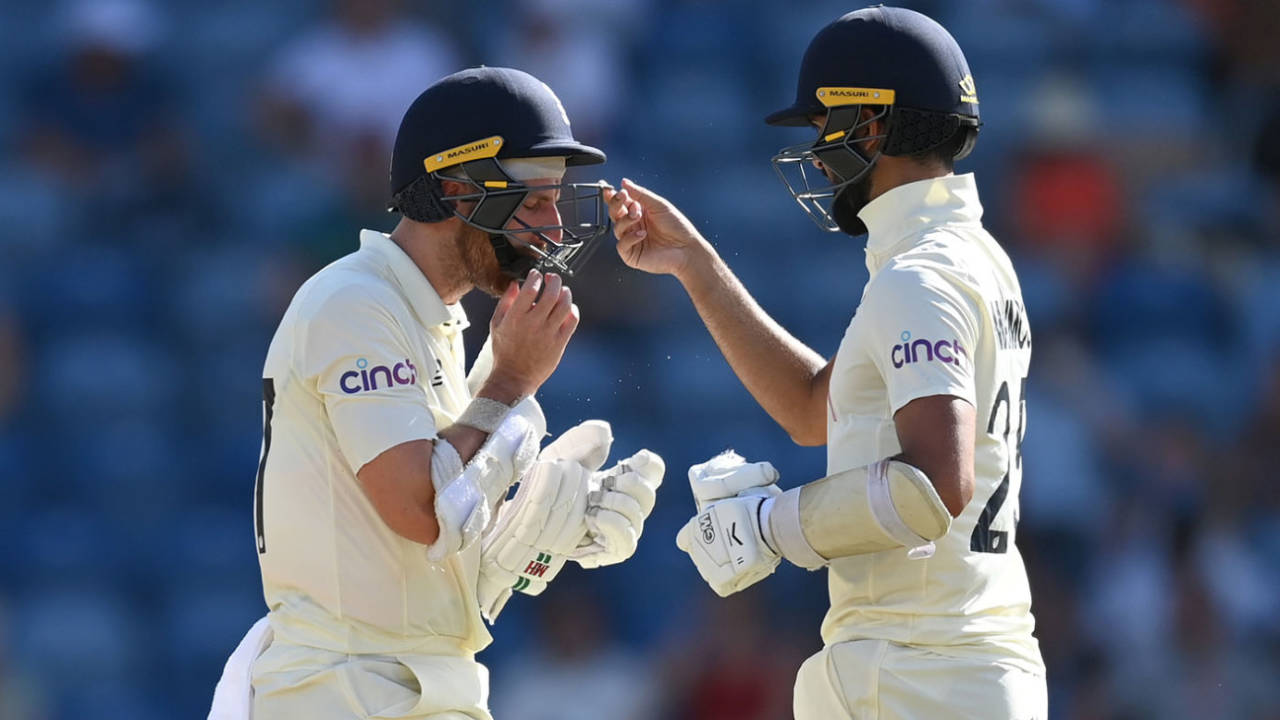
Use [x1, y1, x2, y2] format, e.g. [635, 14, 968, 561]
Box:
[2, 0, 1279, 717]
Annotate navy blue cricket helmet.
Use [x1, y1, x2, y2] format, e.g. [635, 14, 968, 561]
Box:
[768, 6, 981, 234]
[388, 67, 609, 278]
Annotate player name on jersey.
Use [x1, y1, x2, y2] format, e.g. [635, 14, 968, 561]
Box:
[991, 298, 1031, 351]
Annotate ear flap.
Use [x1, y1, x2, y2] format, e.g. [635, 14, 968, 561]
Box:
[881, 108, 978, 159]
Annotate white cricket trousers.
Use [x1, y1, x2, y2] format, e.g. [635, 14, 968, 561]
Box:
[793, 639, 1047, 720]
[251, 640, 493, 720]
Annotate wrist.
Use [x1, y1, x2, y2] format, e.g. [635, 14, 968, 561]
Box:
[477, 373, 530, 406]
[673, 239, 717, 287]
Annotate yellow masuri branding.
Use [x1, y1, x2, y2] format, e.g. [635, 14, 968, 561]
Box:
[423, 135, 504, 172]
[816, 87, 896, 107]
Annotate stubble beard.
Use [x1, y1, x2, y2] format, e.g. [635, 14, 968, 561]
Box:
[830, 167, 874, 236]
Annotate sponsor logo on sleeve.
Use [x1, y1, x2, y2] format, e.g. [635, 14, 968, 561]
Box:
[890, 331, 968, 369]
[339, 357, 418, 394]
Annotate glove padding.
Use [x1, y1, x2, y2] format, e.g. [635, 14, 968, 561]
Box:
[677, 450, 782, 597]
[687, 450, 780, 509]
[576, 449, 664, 569]
[476, 421, 666, 621]
[477, 420, 611, 621]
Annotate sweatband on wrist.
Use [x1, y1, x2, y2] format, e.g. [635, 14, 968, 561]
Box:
[455, 396, 514, 434]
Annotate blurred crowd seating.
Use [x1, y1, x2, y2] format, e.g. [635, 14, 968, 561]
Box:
[2, 0, 1278, 717]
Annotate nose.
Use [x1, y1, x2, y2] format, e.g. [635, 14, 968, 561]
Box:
[533, 203, 563, 245]
[511, 202, 563, 248]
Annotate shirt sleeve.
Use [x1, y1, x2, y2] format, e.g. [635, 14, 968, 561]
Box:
[296, 284, 438, 474]
[858, 263, 981, 414]
[465, 334, 494, 397]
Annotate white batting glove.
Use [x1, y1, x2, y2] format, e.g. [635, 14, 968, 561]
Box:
[677, 451, 783, 596]
[688, 450, 780, 509]
[574, 449, 665, 569]
[476, 421, 612, 622]
[677, 493, 781, 597]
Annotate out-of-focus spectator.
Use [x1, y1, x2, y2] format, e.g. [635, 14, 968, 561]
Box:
[0, 600, 47, 719]
[663, 592, 795, 720]
[494, 0, 645, 147]
[1006, 75, 1124, 290]
[0, 306, 33, 517]
[250, 0, 461, 264]
[259, 0, 460, 157]
[490, 578, 659, 720]
[19, 0, 190, 229]
[0, 308, 21, 423]
[1188, 0, 1280, 87]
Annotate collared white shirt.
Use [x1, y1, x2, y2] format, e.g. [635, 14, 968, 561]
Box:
[255, 229, 492, 656]
[822, 174, 1043, 674]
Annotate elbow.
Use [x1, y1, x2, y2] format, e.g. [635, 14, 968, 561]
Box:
[420, 520, 441, 546]
[789, 429, 826, 447]
[787, 417, 827, 447]
[416, 505, 441, 546]
[939, 476, 974, 518]
[384, 506, 440, 546]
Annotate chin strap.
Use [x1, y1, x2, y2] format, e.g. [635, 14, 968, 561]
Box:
[488, 233, 539, 280]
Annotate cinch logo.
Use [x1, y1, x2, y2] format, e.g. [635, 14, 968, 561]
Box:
[340, 357, 418, 394]
[891, 331, 968, 369]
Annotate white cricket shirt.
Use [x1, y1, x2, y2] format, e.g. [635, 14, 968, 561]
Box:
[254, 229, 492, 656]
[822, 174, 1044, 674]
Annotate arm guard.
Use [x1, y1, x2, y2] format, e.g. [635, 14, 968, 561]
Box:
[764, 459, 952, 569]
[426, 397, 545, 562]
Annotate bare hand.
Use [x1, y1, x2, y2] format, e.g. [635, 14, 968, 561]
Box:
[482, 269, 579, 402]
[603, 178, 708, 278]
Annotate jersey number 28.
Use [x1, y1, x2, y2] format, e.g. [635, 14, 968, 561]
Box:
[970, 376, 1026, 554]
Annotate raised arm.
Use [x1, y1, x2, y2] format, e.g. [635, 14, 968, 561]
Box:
[605, 179, 830, 445]
[341, 271, 578, 548]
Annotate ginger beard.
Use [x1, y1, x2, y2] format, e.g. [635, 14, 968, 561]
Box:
[447, 159, 567, 298]
[454, 217, 551, 297]
[454, 222, 512, 297]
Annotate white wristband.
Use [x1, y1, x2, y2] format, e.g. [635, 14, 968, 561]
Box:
[455, 397, 514, 434]
[766, 487, 828, 570]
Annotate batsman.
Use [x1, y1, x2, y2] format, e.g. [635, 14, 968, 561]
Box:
[606, 7, 1046, 719]
[209, 67, 665, 720]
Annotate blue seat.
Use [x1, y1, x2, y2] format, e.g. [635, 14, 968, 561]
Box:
[11, 584, 141, 691]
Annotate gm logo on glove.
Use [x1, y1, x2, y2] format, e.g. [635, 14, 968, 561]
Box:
[700, 512, 716, 544]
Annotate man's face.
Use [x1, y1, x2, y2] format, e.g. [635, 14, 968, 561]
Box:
[449, 177, 565, 297]
[810, 112, 875, 234]
[505, 177, 564, 250]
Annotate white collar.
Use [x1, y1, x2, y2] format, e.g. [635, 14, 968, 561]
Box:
[857, 173, 984, 271]
[359, 229, 469, 331]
